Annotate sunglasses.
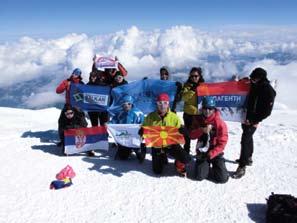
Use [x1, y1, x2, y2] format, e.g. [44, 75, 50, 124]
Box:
[65, 111, 74, 116]
[122, 102, 132, 106]
[190, 75, 200, 78]
[157, 101, 169, 106]
[202, 107, 214, 110]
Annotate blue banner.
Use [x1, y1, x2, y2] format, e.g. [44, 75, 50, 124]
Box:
[108, 79, 177, 116]
[70, 83, 111, 112]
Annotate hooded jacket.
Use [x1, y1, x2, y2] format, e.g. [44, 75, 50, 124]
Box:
[246, 79, 276, 124]
[111, 107, 144, 124]
[190, 110, 228, 159]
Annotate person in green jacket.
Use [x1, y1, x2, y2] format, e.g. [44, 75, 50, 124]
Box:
[181, 67, 205, 154]
[139, 93, 191, 175]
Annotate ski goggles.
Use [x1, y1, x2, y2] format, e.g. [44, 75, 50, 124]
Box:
[156, 101, 169, 106]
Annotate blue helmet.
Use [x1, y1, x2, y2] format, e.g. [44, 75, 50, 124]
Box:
[72, 68, 82, 76]
[122, 95, 134, 105]
[202, 96, 216, 109]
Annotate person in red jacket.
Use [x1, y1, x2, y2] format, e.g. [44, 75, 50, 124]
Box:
[56, 68, 84, 104]
[190, 96, 229, 183]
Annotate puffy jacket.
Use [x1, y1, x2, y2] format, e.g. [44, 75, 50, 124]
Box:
[246, 79, 276, 124]
[58, 107, 88, 135]
[190, 110, 228, 159]
[111, 107, 144, 124]
[142, 110, 181, 128]
[181, 82, 199, 115]
[56, 77, 84, 104]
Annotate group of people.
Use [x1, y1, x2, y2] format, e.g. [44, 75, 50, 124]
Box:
[56, 57, 276, 182]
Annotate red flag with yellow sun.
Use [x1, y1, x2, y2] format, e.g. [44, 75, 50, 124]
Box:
[142, 126, 185, 147]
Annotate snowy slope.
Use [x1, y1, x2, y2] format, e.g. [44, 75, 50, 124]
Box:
[0, 107, 296, 223]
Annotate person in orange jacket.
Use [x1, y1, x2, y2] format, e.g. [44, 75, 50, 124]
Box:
[56, 68, 84, 104]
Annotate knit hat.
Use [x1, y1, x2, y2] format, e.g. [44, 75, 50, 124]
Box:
[157, 93, 170, 102]
[72, 68, 82, 76]
[202, 96, 216, 109]
[250, 67, 267, 80]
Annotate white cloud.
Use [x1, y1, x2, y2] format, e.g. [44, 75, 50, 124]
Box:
[0, 25, 297, 108]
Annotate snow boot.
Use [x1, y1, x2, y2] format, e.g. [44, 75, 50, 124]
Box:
[232, 166, 246, 179]
[87, 150, 95, 157]
[117, 147, 131, 160]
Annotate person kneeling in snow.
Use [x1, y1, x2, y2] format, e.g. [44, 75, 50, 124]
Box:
[58, 104, 88, 155]
[190, 97, 229, 183]
[140, 93, 191, 175]
[111, 95, 145, 162]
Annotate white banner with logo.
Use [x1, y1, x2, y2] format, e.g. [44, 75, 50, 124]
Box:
[107, 124, 142, 148]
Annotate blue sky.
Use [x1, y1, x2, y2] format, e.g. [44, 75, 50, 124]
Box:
[1, 0, 297, 41]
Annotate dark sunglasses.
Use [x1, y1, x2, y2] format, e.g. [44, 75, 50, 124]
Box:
[65, 111, 74, 116]
[122, 102, 132, 106]
[190, 75, 200, 78]
[202, 107, 214, 110]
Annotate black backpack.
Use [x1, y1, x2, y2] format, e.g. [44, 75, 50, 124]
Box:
[266, 193, 297, 223]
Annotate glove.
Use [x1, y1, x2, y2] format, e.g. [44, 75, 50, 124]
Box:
[142, 77, 148, 80]
[178, 126, 185, 135]
[190, 83, 198, 91]
[175, 81, 182, 91]
[138, 127, 144, 136]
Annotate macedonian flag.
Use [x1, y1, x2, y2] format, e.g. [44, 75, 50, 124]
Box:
[142, 126, 185, 147]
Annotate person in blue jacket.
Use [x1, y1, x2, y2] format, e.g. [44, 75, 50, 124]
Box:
[111, 95, 146, 161]
[111, 95, 144, 124]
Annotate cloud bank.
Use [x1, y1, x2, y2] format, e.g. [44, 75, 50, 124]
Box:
[0, 25, 297, 109]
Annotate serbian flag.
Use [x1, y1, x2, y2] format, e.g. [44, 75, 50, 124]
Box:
[64, 126, 109, 155]
[197, 80, 250, 122]
[142, 126, 185, 148]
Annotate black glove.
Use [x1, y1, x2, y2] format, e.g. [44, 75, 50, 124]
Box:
[138, 127, 144, 136]
[175, 81, 182, 91]
[178, 126, 185, 135]
[191, 83, 198, 91]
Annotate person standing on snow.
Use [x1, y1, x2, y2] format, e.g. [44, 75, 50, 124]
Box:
[181, 67, 205, 154]
[56, 68, 84, 146]
[190, 97, 229, 183]
[86, 71, 110, 128]
[111, 71, 128, 88]
[233, 67, 276, 179]
[56, 68, 84, 104]
[139, 93, 191, 175]
[159, 66, 183, 113]
[58, 104, 88, 155]
[111, 95, 145, 162]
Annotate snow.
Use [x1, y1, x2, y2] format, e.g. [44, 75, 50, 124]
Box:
[0, 107, 296, 222]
